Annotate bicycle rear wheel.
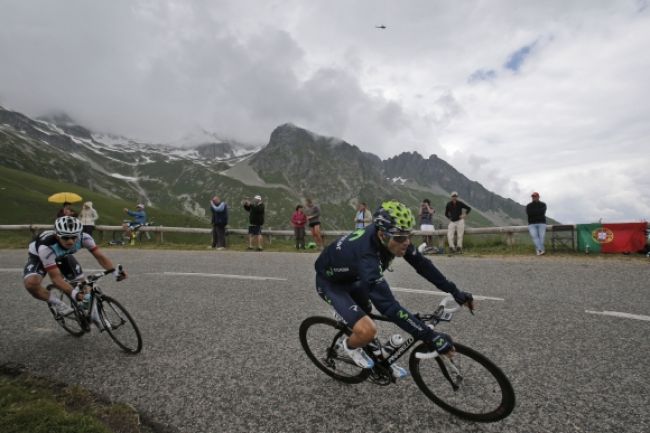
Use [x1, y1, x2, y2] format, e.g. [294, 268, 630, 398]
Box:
[299, 316, 370, 384]
[49, 288, 86, 337]
[97, 295, 142, 354]
[409, 342, 515, 422]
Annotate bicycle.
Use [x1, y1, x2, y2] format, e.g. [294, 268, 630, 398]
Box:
[299, 296, 515, 422]
[48, 265, 143, 354]
[108, 219, 155, 246]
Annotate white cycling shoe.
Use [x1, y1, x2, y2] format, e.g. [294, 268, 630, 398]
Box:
[341, 337, 374, 369]
[390, 364, 409, 379]
[49, 302, 74, 317]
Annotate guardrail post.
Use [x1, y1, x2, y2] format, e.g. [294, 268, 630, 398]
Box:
[505, 231, 515, 246]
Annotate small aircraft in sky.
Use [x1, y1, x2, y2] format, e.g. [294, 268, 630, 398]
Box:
[375, 25, 387, 29]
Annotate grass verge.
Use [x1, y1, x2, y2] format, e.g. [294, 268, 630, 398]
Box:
[0, 364, 175, 433]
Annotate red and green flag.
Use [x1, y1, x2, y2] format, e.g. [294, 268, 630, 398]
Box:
[577, 222, 647, 254]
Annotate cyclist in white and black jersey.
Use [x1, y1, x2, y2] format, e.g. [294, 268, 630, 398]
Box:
[23, 216, 127, 319]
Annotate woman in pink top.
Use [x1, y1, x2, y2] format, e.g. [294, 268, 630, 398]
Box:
[291, 205, 308, 250]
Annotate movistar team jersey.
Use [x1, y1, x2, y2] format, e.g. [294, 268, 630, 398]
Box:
[28, 230, 97, 272]
[314, 224, 460, 295]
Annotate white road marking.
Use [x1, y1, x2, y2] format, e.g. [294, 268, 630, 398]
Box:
[157, 272, 287, 281]
[392, 287, 504, 301]
[585, 310, 650, 322]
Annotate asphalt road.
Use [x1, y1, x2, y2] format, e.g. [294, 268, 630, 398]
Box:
[1, 249, 648, 433]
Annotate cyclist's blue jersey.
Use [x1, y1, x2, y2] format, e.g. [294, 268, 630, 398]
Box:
[28, 230, 97, 272]
[315, 224, 459, 296]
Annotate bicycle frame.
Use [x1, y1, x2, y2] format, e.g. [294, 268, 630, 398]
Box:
[340, 296, 462, 379]
[68, 270, 113, 330]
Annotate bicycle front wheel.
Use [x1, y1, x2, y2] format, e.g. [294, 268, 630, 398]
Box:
[409, 342, 515, 422]
[49, 288, 86, 337]
[97, 295, 142, 354]
[299, 316, 370, 384]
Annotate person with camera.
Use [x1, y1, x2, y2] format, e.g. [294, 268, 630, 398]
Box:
[243, 195, 265, 251]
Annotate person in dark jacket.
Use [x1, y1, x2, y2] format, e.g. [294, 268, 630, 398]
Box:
[210, 195, 228, 249]
[314, 200, 474, 378]
[243, 195, 265, 251]
[526, 192, 547, 255]
[444, 192, 471, 253]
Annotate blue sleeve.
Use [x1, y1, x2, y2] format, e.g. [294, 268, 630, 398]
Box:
[357, 254, 384, 290]
[368, 279, 436, 343]
[403, 244, 460, 295]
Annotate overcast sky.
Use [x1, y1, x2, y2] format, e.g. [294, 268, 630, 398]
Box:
[1, 0, 649, 223]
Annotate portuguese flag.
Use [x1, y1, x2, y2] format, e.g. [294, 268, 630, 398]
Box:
[577, 222, 648, 254]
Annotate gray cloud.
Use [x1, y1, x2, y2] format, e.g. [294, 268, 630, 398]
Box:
[1, 0, 648, 222]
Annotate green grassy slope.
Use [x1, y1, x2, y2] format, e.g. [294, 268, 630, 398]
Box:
[0, 166, 206, 227]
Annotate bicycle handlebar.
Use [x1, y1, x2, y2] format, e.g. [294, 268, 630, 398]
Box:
[439, 296, 462, 314]
[86, 264, 124, 283]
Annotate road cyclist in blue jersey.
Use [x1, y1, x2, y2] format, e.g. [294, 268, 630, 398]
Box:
[314, 200, 474, 378]
[23, 216, 127, 327]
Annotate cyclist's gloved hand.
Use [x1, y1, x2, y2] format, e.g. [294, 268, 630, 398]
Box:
[453, 290, 472, 305]
[428, 332, 453, 354]
[70, 282, 84, 301]
[113, 266, 127, 281]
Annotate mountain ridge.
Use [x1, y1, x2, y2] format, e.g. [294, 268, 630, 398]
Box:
[0, 106, 534, 229]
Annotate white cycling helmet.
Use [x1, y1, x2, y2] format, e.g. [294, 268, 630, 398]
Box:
[54, 216, 83, 237]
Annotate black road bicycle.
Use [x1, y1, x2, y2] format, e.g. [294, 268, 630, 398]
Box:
[299, 296, 515, 422]
[49, 266, 143, 354]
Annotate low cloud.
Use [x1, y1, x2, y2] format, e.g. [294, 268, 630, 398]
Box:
[0, 0, 648, 222]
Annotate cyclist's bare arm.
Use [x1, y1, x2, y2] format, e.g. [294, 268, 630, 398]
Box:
[46, 267, 75, 295]
[90, 248, 128, 280]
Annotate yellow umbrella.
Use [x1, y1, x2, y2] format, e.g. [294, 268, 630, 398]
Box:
[48, 192, 83, 204]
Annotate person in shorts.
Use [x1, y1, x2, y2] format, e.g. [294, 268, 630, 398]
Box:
[23, 216, 127, 322]
[305, 198, 323, 250]
[314, 201, 474, 378]
[243, 195, 265, 251]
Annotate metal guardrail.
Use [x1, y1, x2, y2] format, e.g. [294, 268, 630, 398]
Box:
[0, 223, 575, 249]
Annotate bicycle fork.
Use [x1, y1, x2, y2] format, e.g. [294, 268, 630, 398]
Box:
[416, 350, 463, 390]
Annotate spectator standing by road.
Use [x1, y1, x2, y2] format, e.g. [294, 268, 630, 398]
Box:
[305, 198, 323, 250]
[291, 204, 308, 250]
[418, 199, 435, 247]
[79, 201, 99, 236]
[354, 202, 372, 229]
[210, 195, 228, 250]
[526, 192, 547, 256]
[445, 192, 471, 254]
[243, 195, 265, 251]
[57, 202, 77, 218]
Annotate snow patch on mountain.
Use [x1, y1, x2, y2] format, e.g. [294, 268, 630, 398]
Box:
[389, 177, 408, 185]
[110, 173, 139, 182]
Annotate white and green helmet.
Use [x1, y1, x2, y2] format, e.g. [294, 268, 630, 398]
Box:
[373, 200, 415, 233]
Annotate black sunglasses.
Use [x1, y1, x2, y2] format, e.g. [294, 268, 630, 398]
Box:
[388, 233, 412, 244]
[60, 235, 78, 241]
